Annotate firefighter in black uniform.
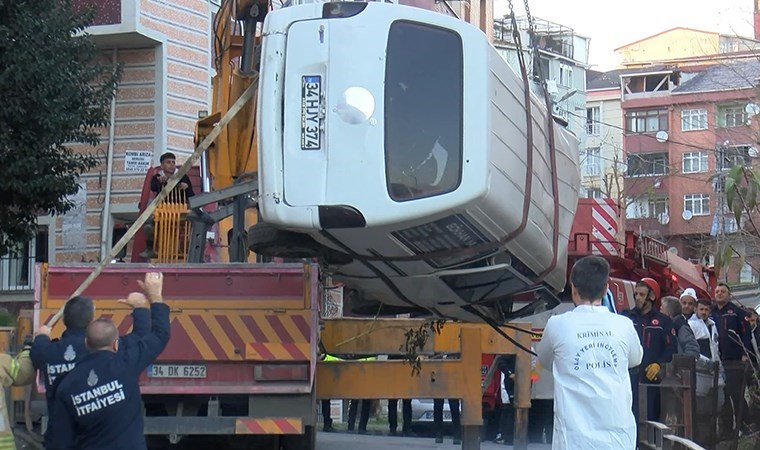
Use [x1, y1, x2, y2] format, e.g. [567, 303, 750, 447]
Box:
[30, 277, 153, 449]
[622, 277, 677, 422]
[50, 272, 170, 450]
[711, 282, 751, 439]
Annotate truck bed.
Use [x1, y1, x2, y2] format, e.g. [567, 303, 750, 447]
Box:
[35, 263, 318, 395]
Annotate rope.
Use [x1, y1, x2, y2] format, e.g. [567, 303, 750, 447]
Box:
[44, 76, 259, 327]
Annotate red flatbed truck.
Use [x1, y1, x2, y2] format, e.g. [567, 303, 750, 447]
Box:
[34, 262, 320, 448]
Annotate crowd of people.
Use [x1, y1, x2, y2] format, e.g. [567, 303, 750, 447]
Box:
[537, 255, 759, 449]
[3, 254, 757, 449]
[319, 257, 759, 448]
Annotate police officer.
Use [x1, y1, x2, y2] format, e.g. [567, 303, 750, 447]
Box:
[622, 277, 677, 422]
[51, 272, 170, 450]
[30, 274, 154, 449]
[0, 338, 36, 450]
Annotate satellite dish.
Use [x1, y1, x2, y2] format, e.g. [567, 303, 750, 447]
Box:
[658, 212, 670, 225]
[656, 131, 669, 143]
[668, 246, 679, 255]
[749, 147, 758, 158]
[682, 210, 693, 221]
[745, 103, 760, 116]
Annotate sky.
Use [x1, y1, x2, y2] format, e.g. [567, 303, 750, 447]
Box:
[493, 0, 756, 70]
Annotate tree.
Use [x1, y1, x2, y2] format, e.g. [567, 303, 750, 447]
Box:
[0, 0, 120, 255]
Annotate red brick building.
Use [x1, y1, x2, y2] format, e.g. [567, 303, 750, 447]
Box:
[622, 60, 760, 275]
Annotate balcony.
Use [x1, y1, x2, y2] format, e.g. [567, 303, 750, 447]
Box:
[74, 0, 123, 26]
[71, 0, 162, 48]
[493, 16, 577, 61]
[621, 72, 678, 102]
[0, 254, 37, 293]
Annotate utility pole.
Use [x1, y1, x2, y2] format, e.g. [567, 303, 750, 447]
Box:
[714, 142, 727, 282]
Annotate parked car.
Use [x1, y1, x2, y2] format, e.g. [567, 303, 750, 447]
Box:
[410, 398, 456, 424]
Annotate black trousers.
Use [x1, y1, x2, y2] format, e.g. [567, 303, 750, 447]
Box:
[433, 399, 461, 438]
[719, 361, 748, 437]
[497, 403, 515, 444]
[348, 399, 371, 431]
[321, 399, 332, 428]
[388, 399, 412, 432]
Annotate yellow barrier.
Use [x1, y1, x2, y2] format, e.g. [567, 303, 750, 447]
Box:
[152, 189, 191, 263]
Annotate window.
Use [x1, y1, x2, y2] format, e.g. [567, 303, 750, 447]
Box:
[716, 145, 753, 170]
[625, 109, 668, 133]
[681, 109, 708, 131]
[720, 41, 740, 53]
[649, 197, 669, 220]
[682, 152, 708, 173]
[627, 153, 669, 177]
[385, 21, 463, 202]
[586, 188, 604, 199]
[740, 263, 755, 283]
[581, 147, 601, 176]
[1, 227, 48, 291]
[625, 197, 668, 219]
[684, 194, 710, 216]
[717, 104, 748, 128]
[586, 107, 600, 135]
[559, 64, 573, 87]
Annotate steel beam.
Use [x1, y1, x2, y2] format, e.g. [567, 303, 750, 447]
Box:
[320, 318, 531, 354]
[319, 327, 490, 450]
[320, 319, 533, 450]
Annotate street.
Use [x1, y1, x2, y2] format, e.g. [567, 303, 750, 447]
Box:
[317, 432, 552, 450]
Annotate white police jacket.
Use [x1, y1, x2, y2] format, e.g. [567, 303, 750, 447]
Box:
[537, 305, 643, 450]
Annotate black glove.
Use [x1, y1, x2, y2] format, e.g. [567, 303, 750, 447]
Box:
[22, 334, 33, 349]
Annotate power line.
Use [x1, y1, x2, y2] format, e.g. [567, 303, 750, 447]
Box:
[567, 109, 756, 154]
[568, 110, 756, 183]
[579, 145, 727, 185]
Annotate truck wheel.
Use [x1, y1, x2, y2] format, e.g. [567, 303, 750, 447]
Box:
[280, 426, 316, 450]
[248, 223, 322, 259]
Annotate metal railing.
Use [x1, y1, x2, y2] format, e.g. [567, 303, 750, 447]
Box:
[640, 235, 668, 262]
[152, 193, 191, 264]
[0, 254, 36, 292]
[637, 357, 750, 450]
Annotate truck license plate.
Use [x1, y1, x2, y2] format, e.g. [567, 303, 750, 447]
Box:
[301, 75, 322, 150]
[148, 364, 207, 378]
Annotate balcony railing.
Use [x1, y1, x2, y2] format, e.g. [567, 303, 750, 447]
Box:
[0, 254, 37, 292]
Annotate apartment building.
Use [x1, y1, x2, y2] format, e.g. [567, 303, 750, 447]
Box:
[615, 27, 760, 69]
[492, 16, 590, 155]
[622, 60, 760, 277]
[1, 0, 212, 301]
[584, 70, 629, 201]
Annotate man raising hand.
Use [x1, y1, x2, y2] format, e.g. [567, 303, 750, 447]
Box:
[51, 272, 170, 450]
